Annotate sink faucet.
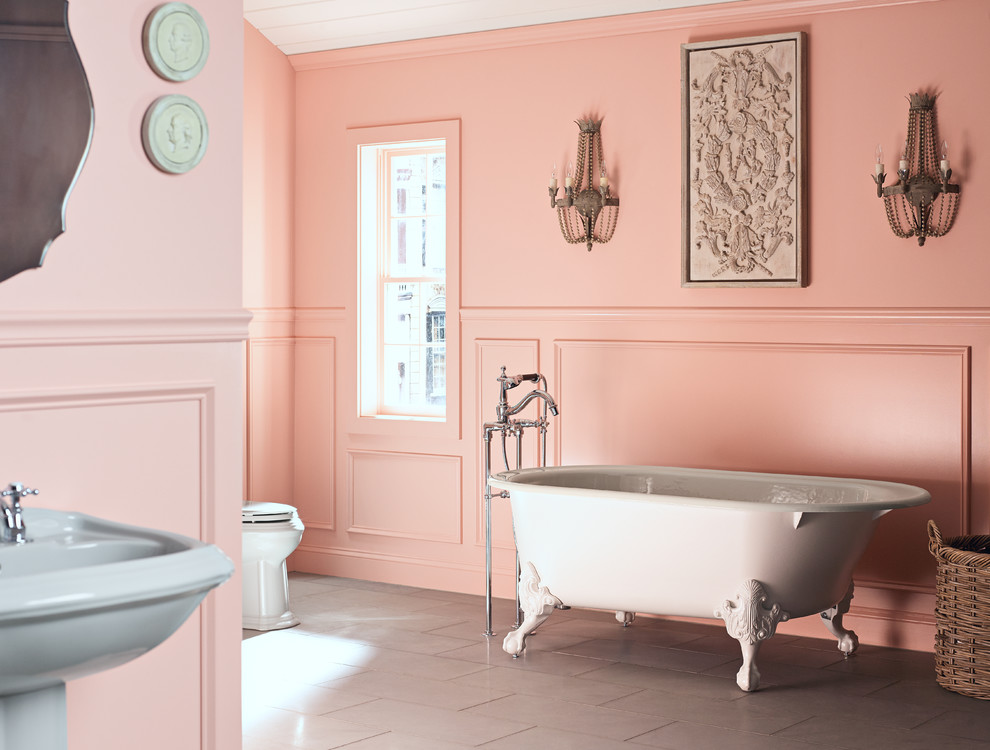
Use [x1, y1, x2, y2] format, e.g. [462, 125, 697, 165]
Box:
[1, 483, 38, 544]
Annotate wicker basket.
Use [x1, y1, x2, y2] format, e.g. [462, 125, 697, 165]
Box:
[928, 520, 990, 699]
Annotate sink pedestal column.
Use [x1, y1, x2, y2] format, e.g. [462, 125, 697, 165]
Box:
[0, 684, 67, 749]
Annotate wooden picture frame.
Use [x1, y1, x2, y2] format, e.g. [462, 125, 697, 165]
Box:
[681, 32, 806, 287]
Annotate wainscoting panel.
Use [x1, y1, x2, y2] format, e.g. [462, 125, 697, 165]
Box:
[556, 340, 968, 591]
[0, 383, 216, 750]
[347, 449, 462, 544]
[246, 338, 295, 504]
[295, 337, 335, 529]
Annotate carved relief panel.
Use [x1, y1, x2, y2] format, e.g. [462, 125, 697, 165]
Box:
[681, 33, 806, 287]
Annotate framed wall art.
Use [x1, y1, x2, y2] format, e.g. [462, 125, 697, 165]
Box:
[143, 2, 210, 82]
[681, 32, 806, 287]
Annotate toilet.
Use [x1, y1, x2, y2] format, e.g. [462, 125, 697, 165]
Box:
[241, 501, 305, 631]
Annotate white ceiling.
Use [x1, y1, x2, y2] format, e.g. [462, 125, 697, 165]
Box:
[245, 0, 738, 56]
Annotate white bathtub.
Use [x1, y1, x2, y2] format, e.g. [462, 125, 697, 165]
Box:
[487, 465, 930, 691]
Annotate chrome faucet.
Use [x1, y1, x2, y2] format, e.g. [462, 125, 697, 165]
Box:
[496, 368, 559, 424]
[1, 483, 38, 544]
[483, 367, 559, 637]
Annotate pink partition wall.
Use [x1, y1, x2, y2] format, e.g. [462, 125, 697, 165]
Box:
[244, 0, 990, 651]
[1, 1, 246, 748]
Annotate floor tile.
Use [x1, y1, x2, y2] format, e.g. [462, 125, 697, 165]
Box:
[914, 708, 990, 742]
[481, 726, 648, 750]
[602, 688, 810, 735]
[243, 706, 385, 750]
[452, 664, 642, 706]
[327, 698, 533, 745]
[323, 669, 511, 710]
[467, 693, 669, 740]
[578, 661, 748, 702]
[557, 639, 735, 673]
[243, 677, 376, 715]
[629, 720, 827, 749]
[439, 641, 610, 676]
[775, 715, 990, 749]
[866, 677, 990, 713]
[319, 623, 477, 654]
[332, 732, 475, 749]
[346, 645, 492, 681]
[736, 684, 945, 730]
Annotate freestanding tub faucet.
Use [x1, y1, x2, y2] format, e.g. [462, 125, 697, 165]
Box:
[1, 482, 38, 544]
[482, 367, 559, 636]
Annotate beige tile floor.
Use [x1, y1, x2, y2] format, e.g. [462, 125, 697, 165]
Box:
[243, 574, 990, 749]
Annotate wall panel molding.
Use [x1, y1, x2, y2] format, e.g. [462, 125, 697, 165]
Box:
[246, 339, 295, 503]
[295, 337, 336, 530]
[0, 309, 251, 348]
[555, 339, 969, 591]
[347, 449, 462, 543]
[0, 381, 220, 745]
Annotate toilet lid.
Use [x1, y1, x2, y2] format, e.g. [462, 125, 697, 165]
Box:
[242, 502, 297, 523]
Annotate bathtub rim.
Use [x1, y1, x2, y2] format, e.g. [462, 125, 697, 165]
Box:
[488, 464, 931, 514]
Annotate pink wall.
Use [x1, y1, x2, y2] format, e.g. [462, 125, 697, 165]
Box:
[1, 1, 246, 748]
[244, 0, 990, 651]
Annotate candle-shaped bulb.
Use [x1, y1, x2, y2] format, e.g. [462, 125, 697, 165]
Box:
[940, 140, 950, 173]
[564, 161, 573, 188]
[599, 160, 609, 188]
[550, 162, 558, 190]
[898, 139, 908, 173]
[875, 144, 884, 176]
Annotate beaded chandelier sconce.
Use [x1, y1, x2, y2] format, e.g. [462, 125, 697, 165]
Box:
[872, 93, 960, 246]
[548, 119, 619, 252]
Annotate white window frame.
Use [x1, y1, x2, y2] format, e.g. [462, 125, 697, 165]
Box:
[351, 120, 460, 434]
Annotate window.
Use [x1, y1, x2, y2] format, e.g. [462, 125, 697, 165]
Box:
[359, 134, 450, 420]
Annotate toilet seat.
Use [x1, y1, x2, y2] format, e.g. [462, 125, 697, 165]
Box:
[242, 501, 296, 524]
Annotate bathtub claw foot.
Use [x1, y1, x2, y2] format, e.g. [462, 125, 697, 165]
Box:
[502, 562, 561, 657]
[715, 579, 790, 692]
[616, 611, 636, 627]
[820, 580, 859, 657]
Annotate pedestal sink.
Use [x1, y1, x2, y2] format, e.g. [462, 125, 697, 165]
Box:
[0, 504, 234, 749]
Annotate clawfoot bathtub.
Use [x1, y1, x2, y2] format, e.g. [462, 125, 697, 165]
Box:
[488, 465, 930, 691]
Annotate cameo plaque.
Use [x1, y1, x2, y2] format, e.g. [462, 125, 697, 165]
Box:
[143, 3, 209, 82]
[142, 95, 209, 174]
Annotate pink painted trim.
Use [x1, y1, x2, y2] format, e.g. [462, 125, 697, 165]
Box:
[461, 306, 990, 325]
[0, 310, 251, 348]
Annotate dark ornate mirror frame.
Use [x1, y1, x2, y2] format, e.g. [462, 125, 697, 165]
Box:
[0, 0, 94, 283]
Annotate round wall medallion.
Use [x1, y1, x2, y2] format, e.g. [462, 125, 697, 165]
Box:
[142, 95, 209, 174]
[143, 2, 209, 82]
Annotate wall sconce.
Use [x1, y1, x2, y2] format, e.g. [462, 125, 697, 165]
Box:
[548, 119, 619, 252]
[873, 93, 960, 246]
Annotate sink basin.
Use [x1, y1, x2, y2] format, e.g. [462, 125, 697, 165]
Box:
[0, 507, 233, 748]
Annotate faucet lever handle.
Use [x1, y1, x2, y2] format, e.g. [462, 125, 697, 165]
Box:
[2, 483, 39, 501]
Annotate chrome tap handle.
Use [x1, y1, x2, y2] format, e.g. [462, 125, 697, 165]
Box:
[2, 483, 39, 502]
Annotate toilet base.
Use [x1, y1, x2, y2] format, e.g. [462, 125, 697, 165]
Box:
[242, 558, 300, 631]
[242, 609, 300, 631]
